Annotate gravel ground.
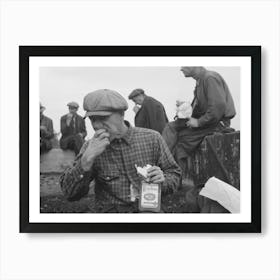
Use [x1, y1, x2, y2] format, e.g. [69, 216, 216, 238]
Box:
[40, 174, 191, 213]
[40, 174, 95, 213]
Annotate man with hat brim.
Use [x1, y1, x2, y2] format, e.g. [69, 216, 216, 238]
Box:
[60, 101, 87, 155]
[128, 88, 168, 134]
[60, 89, 181, 213]
[40, 103, 54, 154]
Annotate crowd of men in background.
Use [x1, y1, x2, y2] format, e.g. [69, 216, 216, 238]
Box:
[40, 66, 236, 163]
[40, 102, 87, 155]
[40, 87, 171, 155]
[40, 67, 236, 212]
[40, 87, 170, 153]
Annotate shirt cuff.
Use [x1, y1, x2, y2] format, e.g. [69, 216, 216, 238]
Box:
[71, 160, 89, 181]
[161, 176, 171, 194]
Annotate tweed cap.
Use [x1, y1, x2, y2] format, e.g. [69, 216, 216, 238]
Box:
[67, 101, 79, 108]
[83, 89, 128, 118]
[128, 88, 145, 100]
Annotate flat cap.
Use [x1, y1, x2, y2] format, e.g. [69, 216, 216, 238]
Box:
[83, 89, 128, 118]
[67, 101, 79, 108]
[128, 88, 145, 100]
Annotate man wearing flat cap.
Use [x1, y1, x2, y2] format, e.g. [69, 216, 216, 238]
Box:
[40, 103, 54, 154]
[128, 88, 168, 134]
[60, 101, 87, 155]
[60, 89, 181, 213]
[162, 67, 236, 171]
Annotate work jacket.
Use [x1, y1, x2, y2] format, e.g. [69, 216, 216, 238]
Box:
[135, 96, 168, 134]
[192, 69, 236, 128]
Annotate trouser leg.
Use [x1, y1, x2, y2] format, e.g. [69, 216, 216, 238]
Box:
[40, 140, 47, 154]
[73, 135, 84, 155]
[40, 139, 51, 154]
[162, 121, 178, 153]
[60, 135, 84, 155]
[176, 155, 187, 177]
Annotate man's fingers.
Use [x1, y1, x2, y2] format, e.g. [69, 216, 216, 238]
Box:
[150, 174, 161, 180]
[88, 132, 110, 148]
[150, 175, 164, 183]
[147, 166, 163, 180]
[94, 129, 107, 138]
[102, 138, 110, 146]
[95, 132, 110, 141]
[148, 170, 162, 178]
[147, 166, 160, 174]
[147, 166, 159, 172]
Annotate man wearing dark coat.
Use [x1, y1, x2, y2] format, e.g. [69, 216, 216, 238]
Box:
[40, 103, 54, 154]
[162, 67, 236, 171]
[60, 102, 87, 155]
[128, 88, 168, 134]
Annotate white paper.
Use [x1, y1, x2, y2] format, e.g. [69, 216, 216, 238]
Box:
[135, 164, 152, 179]
[176, 101, 192, 119]
[199, 177, 240, 213]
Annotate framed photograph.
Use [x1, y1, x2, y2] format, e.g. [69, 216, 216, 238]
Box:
[20, 46, 261, 233]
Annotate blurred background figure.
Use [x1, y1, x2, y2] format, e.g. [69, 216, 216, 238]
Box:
[60, 101, 87, 155]
[128, 88, 168, 134]
[40, 103, 54, 154]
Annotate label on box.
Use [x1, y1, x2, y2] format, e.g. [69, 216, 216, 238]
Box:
[139, 182, 161, 212]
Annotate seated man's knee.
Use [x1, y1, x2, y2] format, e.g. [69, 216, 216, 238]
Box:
[165, 121, 177, 131]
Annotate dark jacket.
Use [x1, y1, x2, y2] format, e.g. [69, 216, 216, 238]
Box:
[40, 114, 54, 151]
[135, 96, 168, 134]
[40, 115, 54, 140]
[192, 69, 236, 127]
[60, 114, 87, 140]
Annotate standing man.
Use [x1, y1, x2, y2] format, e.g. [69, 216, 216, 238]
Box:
[162, 67, 236, 169]
[60, 101, 87, 155]
[40, 103, 54, 154]
[60, 89, 181, 213]
[128, 88, 168, 134]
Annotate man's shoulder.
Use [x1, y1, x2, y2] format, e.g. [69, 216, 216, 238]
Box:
[146, 96, 158, 103]
[145, 96, 163, 107]
[43, 115, 53, 123]
[203, 70, 223, 83]
[61, 114, 68, 120]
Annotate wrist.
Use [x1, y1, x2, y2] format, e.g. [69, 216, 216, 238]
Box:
[197, 118, 203, 127]
[81, 153, 96, 171]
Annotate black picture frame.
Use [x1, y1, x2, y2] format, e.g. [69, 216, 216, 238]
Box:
[20, 46, 261, 233]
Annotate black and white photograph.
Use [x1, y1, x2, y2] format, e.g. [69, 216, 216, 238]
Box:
[20, 46, 260, 232]
[39, 66, 240, 214]
[3, 1, 280, 279]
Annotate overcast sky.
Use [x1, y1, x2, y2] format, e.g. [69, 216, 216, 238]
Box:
[40, 66, 240, 139]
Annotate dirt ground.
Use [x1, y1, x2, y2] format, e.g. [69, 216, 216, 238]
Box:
[40, 174, 192, 213]
[40, 174, 95, 213]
